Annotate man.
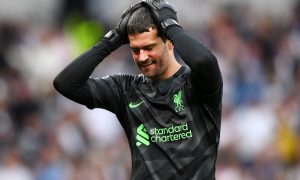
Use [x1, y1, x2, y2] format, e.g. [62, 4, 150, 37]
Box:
[54, 0, 223, 179]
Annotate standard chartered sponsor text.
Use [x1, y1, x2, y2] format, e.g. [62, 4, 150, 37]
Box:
[149, 123, 192, 143]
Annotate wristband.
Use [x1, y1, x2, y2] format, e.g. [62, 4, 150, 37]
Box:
[161, 18, 180, 30]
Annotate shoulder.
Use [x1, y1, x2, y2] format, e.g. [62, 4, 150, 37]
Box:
[176, 65, 192, 85]
[110, 73, 148, 83]
[101, 73, 149, 89]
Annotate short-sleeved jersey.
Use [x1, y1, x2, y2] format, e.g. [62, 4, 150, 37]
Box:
[87, 65, 222, 180]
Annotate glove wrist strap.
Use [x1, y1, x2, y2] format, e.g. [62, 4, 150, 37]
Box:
[161, 18, 180, 30]
[104, 30, 121, 51]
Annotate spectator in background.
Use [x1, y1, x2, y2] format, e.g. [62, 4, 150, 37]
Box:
[0, 147, 34, 180]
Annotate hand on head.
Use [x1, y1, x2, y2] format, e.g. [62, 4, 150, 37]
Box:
[104, 0, 180, 51]
[141, 0, 180, 33]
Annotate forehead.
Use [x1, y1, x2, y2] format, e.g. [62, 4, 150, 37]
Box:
[128, 28, 163, 48]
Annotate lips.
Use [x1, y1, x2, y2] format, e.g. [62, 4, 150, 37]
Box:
[141, 63, 153, 68]
[139, 61, 155, 68]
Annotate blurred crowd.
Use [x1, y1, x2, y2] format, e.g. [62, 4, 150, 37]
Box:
[0, 0, 300, 179]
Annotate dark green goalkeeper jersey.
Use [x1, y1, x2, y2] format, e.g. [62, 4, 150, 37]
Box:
[53, 26, 223, 180]
[87, 65, 222, 180]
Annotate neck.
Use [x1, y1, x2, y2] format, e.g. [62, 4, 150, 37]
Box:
[166, 60, 182, 78]
[150, 58, 182, 82]
[164, 49, 182, 79]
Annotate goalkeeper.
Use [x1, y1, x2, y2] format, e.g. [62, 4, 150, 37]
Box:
[54, 0, 223, 179]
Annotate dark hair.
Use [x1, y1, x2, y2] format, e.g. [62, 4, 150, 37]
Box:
[127, 6, 166, 42]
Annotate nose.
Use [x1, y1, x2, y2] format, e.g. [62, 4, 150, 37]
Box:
[138, 49, 149, 62]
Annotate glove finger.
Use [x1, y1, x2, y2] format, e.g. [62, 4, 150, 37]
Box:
[121, 3, 143, 19]
[118, 3, 144, 43]
[141, 1, 160, 22]
[142, 0, 176, 12]
[142, 0, 177, 22]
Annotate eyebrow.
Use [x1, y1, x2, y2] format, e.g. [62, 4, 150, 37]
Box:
[130, 43, 157, 50]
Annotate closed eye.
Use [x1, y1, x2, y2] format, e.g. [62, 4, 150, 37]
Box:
[131, 48, 140, 54]
[144, 44, 155, 51]
[130, 43, 156, 53]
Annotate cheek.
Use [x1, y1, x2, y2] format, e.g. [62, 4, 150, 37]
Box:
[157, 48, 169, 65]
[150, 49, 164, 61]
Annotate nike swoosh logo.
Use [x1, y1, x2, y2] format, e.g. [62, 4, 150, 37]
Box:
[129, 101, 144, 109]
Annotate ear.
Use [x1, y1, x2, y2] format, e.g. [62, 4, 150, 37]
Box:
[167, 40, 174, 50]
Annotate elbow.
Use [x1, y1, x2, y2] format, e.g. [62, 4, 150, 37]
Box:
[53, 77, 59, 91]
[193, 52, 218, 70]
[53, 75, 65, 94]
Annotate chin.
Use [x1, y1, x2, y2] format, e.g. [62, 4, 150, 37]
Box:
[140, 68, 152, 76]
[142, 72, 153, 78]
[143, 73, 153, 78]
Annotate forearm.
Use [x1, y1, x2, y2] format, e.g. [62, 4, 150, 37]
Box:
[167, 26, 222, 94]
[53, 39, 111, 107]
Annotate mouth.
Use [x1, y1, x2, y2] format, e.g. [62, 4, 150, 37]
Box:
[139, 61, 155, 69]
[138, 64, 154, 75]
[141, 63, 153, 68]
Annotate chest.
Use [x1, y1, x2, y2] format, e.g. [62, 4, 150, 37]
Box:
[126, 82, 192, 123]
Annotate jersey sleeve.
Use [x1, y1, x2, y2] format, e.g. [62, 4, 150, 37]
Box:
[87, 75, 125, 116]
[53, 39, 113, 109]
[167, 26, 223, 108]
